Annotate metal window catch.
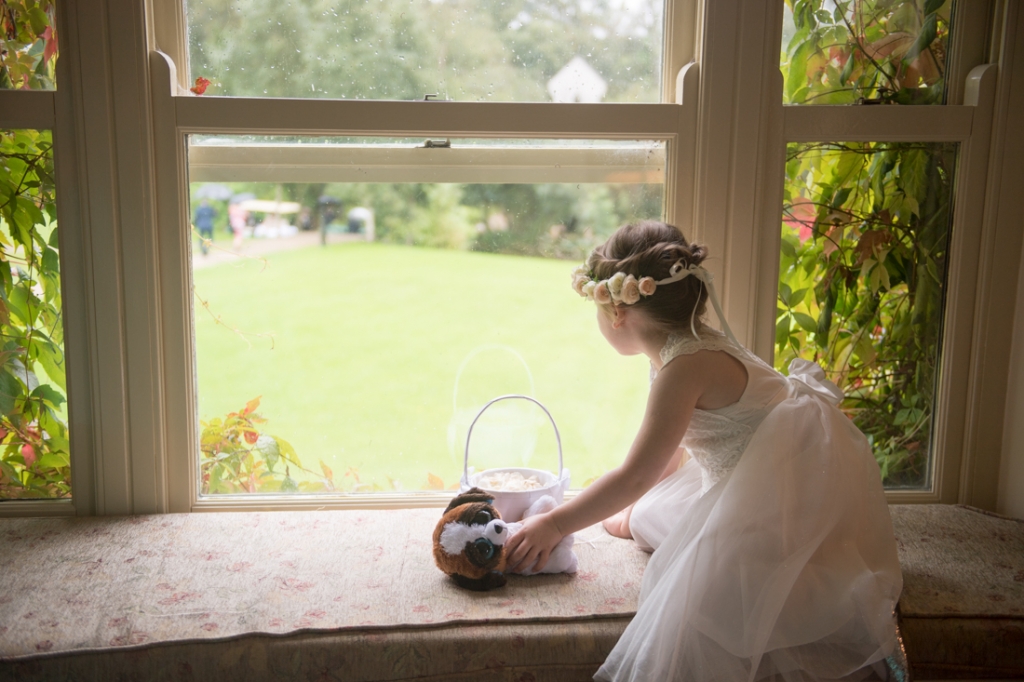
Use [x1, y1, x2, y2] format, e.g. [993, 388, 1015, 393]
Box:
[420, 138, 451, 149]
[424, 93, 440, 101]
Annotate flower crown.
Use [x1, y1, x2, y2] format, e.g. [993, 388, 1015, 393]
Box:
[572, 256, 743, 346]
[570, 259, 709, 306]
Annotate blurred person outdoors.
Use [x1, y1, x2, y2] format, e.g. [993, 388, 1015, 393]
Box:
[193, 199, 217, 255]
[228, 200, 248, 249]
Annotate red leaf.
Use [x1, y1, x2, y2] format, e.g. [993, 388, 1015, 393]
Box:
[42, 27, 58, 64]
[241, 396, 261, 416]
[320, 460, 334, 483]
[190, 77, 211, 95]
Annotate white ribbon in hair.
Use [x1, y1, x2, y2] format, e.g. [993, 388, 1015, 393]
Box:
[655, 261, 740, 346]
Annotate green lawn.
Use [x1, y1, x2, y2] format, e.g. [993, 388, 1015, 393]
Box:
[194, 242, 649, 493]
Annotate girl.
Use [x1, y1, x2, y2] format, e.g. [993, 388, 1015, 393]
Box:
[505, 221, 903, 681]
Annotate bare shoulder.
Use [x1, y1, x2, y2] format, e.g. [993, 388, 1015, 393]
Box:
[656, 348, 748, 411]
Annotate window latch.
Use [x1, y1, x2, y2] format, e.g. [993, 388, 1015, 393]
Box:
[420, 138, 451, 149]
[424, 93, 441, 101]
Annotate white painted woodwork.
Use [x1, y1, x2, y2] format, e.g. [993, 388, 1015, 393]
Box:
[188, 143, 669, 184]
[966, 0, 1024, 511]
[782, 105, 975, 142]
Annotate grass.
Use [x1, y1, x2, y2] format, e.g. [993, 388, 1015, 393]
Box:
[193, 242, 650, 494]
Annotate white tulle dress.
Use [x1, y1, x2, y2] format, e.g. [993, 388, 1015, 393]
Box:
[596, 329, 904, 682]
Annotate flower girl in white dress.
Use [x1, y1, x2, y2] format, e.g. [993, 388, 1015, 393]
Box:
[505, 221, 903, 681]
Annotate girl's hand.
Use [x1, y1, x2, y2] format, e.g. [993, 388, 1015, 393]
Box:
[504, 512, 564, 574]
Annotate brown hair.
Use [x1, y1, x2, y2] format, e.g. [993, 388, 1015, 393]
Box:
[587, 220, 709, 335]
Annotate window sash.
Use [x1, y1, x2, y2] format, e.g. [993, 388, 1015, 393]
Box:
[188, 142, 669, 184]
[744, 63, 1001, 505]
[150, 47, 700, 511]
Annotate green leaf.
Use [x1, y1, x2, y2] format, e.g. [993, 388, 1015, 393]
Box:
[793, 312, 818, 333]
[924, 0, 945, 16]
[903, 13, 938, 67]
[36, 451, 70, 470]
[780, 236, 796, 257]
[817, 290, 835, 338]
[779, 281, 792, 307]
[830, 187, 852, 210]
[30, 383, 65, 409]
[785, 39, 815, 102]
[27, 8, 50, 36]
[254, 435, 280, 472]
[276, 437, 301, 466]
[776, 315, 792, 346]
[0, 370, 19, 415]
[41, 246, 59, 274]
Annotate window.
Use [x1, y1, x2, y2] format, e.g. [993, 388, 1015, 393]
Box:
[184, 0, 665, 102]
[0, 128, 70, 501]
[761, 0, 1000, 501]
[187, 135, 665, 497]
[148, 0, 700, 509]
[0, 3, 71, 507]
[1, 0, 1013, 516]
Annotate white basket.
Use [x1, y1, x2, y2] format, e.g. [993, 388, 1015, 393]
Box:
[460, 395, 570, 522]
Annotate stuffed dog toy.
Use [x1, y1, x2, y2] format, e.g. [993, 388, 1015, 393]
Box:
[432, 487, 578, 591]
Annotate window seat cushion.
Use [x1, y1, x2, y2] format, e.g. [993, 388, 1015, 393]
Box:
[1, 504, 1022, 681]
[0, 508, 647, 681]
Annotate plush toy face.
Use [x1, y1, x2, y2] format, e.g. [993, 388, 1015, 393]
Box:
[433, 488, 510, 591]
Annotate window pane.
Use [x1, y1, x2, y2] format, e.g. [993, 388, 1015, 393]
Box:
[185, 0, 663, 102]
[0, 129, 70, 500]
[0, 1, 58, 90]
[776, 141, 957, 489]
[781, 0, 953, 105]
[188, 135, 664, 496]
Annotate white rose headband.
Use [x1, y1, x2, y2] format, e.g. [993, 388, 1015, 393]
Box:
[571, 259, 740, 346]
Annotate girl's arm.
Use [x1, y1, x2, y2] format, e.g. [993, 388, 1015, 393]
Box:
[602, 446, 687, 539]
[505, 355, 705, 572]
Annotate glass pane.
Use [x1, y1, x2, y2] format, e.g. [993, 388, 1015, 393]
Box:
[189, 135, 664, 497]
[0, 129, 70, 500]
[185, 0, 662, 102]
[776, 141, 958, 489]
[781, 0, 953, 105]
[0, 1, 58, 90]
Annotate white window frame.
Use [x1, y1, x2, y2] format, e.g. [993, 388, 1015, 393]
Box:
[0, 0, 1018, 516]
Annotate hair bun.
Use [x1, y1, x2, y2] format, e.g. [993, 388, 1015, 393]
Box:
[658, 243, 706, 270]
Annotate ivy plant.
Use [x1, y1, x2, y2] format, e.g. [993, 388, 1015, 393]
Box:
[0, 128, 69, 499]
[1, 0, 58, 90]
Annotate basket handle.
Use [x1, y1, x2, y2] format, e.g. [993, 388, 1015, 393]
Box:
[463, 394, 563, 484]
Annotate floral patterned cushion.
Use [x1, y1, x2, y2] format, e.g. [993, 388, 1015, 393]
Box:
[0, 509, 648, 681]
[2, 505, 1020, 681]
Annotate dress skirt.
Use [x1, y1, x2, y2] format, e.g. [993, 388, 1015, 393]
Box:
[596, 386, 903, 682]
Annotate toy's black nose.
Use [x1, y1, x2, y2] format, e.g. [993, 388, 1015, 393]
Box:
[494, 523, 505, 534]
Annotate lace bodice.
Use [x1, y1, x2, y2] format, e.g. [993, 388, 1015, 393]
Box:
[652, 330, 788, 494]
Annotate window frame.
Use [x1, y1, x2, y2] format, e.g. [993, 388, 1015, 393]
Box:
[741, 1, 1001, 505]
[0, 0, 1016, 516]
